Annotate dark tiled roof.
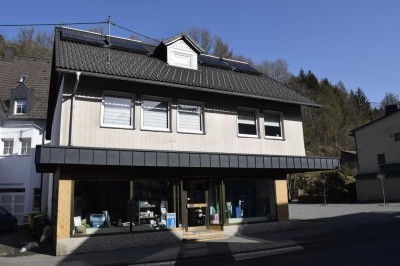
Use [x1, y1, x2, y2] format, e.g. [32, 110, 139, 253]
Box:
[163, 33, 205, 53]
[351, 109, 400, 134]
[0, 55, 51, 120]
[54, 27, 319, 107]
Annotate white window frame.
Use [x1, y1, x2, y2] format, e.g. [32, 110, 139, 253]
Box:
[177, 100, 205, 134]
[19, 138, 31, 155]
[237, 107, 259, 138]
[172, 51, 195, 69]
[264, 110, 284, 140]
[2, 139, 14, 155]
[100, 90, 135, 129]
[141, 95, 172, 132]
[14, 99, 27, 114]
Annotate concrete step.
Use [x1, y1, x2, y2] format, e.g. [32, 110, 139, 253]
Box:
[182, 230, 228, 242]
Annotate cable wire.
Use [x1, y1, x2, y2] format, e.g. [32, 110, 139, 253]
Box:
[0, 21, 108, 27]
[111, 23, 161, 43]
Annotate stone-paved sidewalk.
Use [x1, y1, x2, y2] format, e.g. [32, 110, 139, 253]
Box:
[1, 203, 399, 266]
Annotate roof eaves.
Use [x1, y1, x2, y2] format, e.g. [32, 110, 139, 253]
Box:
[56, 67, 321, 108]
[350, 109, 400, 134]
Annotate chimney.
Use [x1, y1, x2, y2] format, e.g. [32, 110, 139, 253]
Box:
[385, 104, 399, 116]
[2, 46, 15, 62]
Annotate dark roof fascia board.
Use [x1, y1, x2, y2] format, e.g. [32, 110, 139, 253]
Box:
[350, 110, 400, 135]
[55, 67, 322, 108]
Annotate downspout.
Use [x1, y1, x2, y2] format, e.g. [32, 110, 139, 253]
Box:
[39, 128, 45, 212]
[68, 72, 81, 146]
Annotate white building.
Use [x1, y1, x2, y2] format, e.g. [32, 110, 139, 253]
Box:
[0, 47, 51, 223]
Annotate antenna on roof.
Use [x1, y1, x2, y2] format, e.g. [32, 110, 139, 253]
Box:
[107, 15, 111, 64]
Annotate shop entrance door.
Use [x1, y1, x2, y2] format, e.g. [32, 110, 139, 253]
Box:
[183, 179, 208, 231]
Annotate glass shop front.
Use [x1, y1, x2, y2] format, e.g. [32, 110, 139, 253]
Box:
[72, 177, 277, 236]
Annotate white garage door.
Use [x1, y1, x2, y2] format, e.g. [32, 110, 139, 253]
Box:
[0, 193, 25, 224]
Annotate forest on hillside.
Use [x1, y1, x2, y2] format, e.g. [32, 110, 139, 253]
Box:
[2, 26, 399, 202]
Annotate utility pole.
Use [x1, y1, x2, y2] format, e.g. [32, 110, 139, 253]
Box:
[107, 15, 111, 64]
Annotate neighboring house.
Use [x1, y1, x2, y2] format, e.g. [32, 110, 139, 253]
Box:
[351, 105, 400, 202]
[340, 150, 357, 176]
[0, 47, 51, 223]
[35, 27, 339, 255]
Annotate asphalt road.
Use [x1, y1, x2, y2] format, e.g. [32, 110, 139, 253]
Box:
[165, 226, 400, 266]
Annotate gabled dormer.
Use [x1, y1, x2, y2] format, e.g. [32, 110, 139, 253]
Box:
[154, 33, 204, 70]
[9, 82, 35, 116]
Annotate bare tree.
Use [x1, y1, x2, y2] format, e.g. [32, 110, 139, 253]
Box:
[381, 92, 400, 107]
[213, 36, 232, 58]
[257, 59, 291, 84]
[186, 27, 213, 54]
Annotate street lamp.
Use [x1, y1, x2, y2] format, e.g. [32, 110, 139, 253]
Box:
[376, 172, 388, 206]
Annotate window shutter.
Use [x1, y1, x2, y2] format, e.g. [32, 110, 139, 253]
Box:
[265, 114, 280, 127]
[143, 100, 169, 129]
[238, 110, 256, 125]
[179, 104, 202, 132]
[103, 96, 132, 126]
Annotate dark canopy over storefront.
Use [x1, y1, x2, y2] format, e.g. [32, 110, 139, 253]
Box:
[35, 145, 340, 174]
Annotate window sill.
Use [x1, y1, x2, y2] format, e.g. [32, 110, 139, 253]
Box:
[100, 124, 134, 130]
[141, 127, 171, 133]
[265, 136, 285, 141]
[237, 134, 259, 139]
[177, 130, 205, 135]
[17, 154, 31, 156]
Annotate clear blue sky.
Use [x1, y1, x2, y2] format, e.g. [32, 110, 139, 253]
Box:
[1, 0, 399, 105]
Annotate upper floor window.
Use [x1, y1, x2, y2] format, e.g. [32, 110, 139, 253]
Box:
[264, 111, 284, 139]
[377, 153, 386, 165]
[101, 92, 134, 129]
[2, 139, 13, 155]
[14, 99, 27, 114]
[237, 108, 259, 137]
[394, 132, 400, 141]
[20, 138, 31, 155]
[177, 101, 204, 134]
[142, 97, 171, 131]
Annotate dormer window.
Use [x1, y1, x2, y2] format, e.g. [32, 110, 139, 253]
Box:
[173, 52, 194, 69]
[15, 99, 27, 114]
[162, 35, 203, 70]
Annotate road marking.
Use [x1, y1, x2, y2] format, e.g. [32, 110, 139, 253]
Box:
[233, 245, 304, 261]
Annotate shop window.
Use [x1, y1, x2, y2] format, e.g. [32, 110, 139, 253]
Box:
[101, 91, 134, 129]
[133, 180, 181, 231]
[73, 181, 130, 235]
[264, 111, 283, 139]
[224, 178, 276, 224]
[237, 108, 259, 137]
[73, 180, 181, 236]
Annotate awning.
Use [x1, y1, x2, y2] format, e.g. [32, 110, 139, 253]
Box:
[35, 145, 340, 174]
